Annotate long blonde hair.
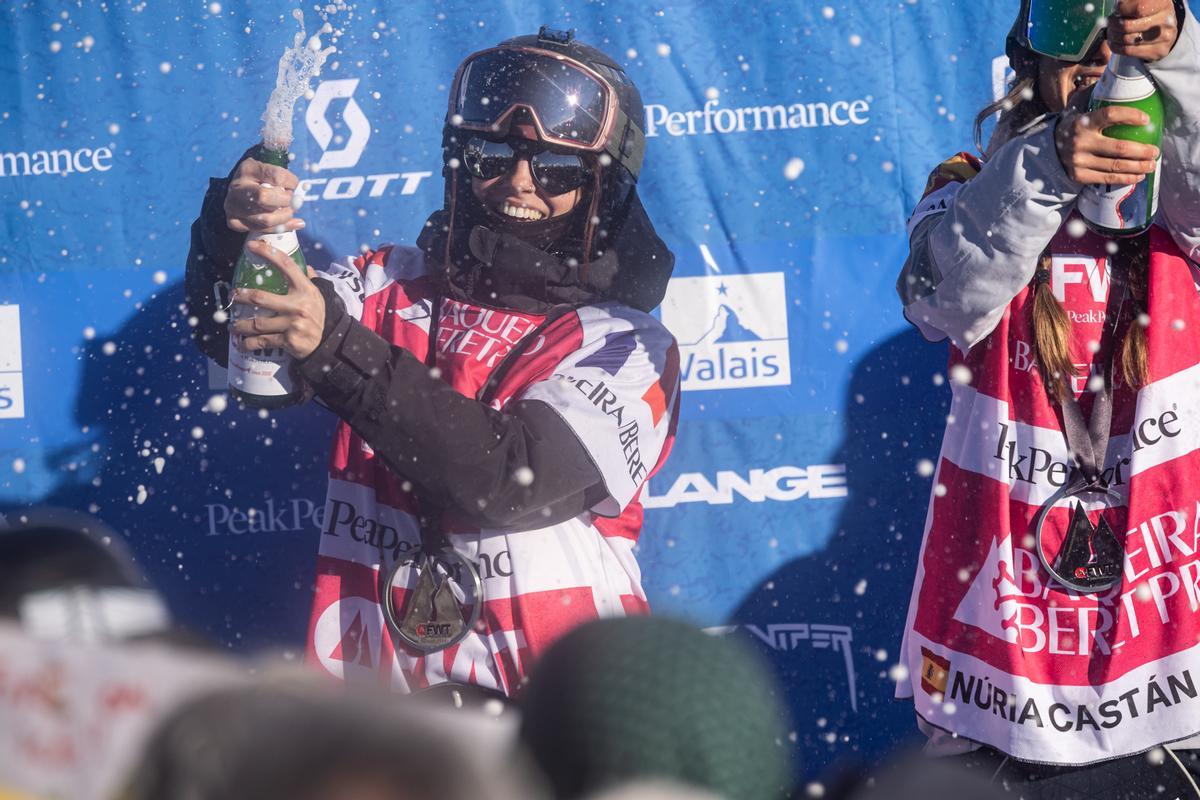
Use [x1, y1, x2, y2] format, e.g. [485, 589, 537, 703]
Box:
[1027, 245, 1149, 401]
[974, 65, 1149, 400]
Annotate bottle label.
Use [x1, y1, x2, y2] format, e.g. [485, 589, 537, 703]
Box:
[227, 229, 301, 400]
[227, 314, 294, 398]
[1077, 154, 1160, 234]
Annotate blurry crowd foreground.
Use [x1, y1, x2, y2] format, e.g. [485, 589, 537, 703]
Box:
[0, 509, 1013, 800]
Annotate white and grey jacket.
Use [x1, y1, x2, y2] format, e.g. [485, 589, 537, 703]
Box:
[897, 8, 1200, 354]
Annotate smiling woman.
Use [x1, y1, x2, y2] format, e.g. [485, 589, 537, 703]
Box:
[184, 26, 680, 702]
[894, 0, 1200, 795]
[463, 135, 587, 222]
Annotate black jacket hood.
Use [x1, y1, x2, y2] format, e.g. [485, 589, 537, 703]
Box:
[416, 188, 674, 315]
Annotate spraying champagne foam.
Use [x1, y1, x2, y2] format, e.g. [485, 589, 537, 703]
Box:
[260, 10, 335, 152]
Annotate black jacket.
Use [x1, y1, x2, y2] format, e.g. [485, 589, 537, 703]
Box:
[184, 162, 673, 529]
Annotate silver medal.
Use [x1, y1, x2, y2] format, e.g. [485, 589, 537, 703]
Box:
[381, 547, 483, 653]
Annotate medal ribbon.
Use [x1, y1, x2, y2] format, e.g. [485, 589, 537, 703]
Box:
[380, 294, 574, 653]
[1034, 236, 1142, 593]
[1055, 241, 1134, 489]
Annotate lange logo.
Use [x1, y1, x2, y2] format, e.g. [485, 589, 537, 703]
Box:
[660, 269, 790, 391]
[0, 305, 24, 420]
[299, 78, 432, 203]
[644, 464, 847, 509]
[306, 78, 371, 170]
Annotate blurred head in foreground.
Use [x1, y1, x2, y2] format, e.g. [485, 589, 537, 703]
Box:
[518, 616, 793, 800]
[833, 750, 1012, 800]
[582, 780, 724, 800]
[120, 679, 532, 800]
[0, 507, 171, 642]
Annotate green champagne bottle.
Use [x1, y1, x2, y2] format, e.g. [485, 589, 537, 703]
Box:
[1077, 55, 1164, 237]
[226, 144, 307, 408]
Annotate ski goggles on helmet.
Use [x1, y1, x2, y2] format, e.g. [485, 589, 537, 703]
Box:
[463, 136, 591, 196]
[449, 46, 645, 178]
[1013, 0, 1114, 62]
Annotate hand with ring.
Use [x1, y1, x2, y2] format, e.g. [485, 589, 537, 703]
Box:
[1109, 0, 1180, 62]
[230, 240, 326, 360]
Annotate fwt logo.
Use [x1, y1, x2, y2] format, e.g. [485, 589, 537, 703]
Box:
[0, 305, 24, 419]
[298, 79, 433, 203]
[659, 272, 790, 391]
[305, 79, 370, 170]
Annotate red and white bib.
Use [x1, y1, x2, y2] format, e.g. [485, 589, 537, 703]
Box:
[304, 245, 679, 695]
[900, 215, 1200, 764]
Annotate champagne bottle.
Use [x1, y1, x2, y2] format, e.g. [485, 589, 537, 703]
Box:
[226, 144, 306, 408]
[1077, 55, 1164, 237]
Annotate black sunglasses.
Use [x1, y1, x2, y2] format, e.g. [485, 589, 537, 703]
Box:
[462, 136, 590, 196]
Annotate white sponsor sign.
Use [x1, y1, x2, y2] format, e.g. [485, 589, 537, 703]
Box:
[0, 305, 25, 419]
[0, 624, 238, 800]
[660, 272, 790, 391]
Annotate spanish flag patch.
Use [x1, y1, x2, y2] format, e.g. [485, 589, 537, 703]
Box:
[919, 646, 951, 696]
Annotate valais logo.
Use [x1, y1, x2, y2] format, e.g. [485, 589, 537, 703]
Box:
[0, 305, 24, 419]
[660, 273, 790, 391]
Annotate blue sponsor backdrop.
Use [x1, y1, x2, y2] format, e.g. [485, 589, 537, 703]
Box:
[5, 0, 1191, 780]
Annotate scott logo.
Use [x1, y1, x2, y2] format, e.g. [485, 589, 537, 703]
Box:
[306, 79, 370, 170]
[298, 79, 432, 203]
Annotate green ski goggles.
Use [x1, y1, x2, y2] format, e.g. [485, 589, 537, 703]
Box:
[1014, 0, 1115, 62]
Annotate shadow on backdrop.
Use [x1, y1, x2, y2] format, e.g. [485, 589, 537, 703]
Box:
[731, 328, 950, 780]
[26, 229, 342, 651]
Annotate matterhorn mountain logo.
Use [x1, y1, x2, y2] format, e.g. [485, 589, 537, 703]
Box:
[660, 270, 790, 391]
[694, 303, 768, 345]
